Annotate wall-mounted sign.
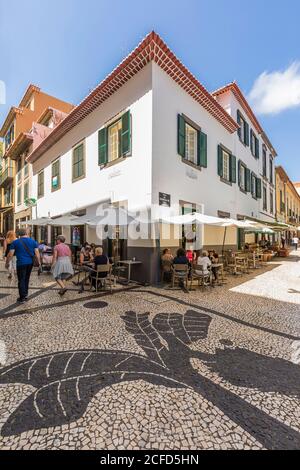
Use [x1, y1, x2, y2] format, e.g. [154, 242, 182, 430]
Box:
[159, 192, 171, 207]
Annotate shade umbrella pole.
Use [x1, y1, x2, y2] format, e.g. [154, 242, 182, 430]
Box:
[222, 226, 227, 257]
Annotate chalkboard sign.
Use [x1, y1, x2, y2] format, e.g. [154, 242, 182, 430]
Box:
[159, 192, 171, 207]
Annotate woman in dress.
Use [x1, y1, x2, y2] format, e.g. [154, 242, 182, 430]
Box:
[52, 235, 74, 296]
[4, 231, 17, 279]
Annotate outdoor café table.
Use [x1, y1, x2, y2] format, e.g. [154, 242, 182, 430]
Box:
[73, 262, 94, 292]
[118, 260, 142, 284]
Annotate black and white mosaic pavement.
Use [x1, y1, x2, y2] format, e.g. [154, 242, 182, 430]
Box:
[0, 253, 300, 450]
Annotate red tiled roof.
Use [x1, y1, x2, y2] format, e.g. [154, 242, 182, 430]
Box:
[212, 82, 277, 156]
[28, 31, 238, 163]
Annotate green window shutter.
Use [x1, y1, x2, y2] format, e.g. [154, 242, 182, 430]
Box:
[255, 139, 260, 159]
[237, 110, 241, 139]
[98, 127, 108, 165]
[217, 145, 223, 177]
[238, 160, 241, 187]
[245, 122, 250, 146]
[198, 131, 207, 167]
[256, 178, 262, 199]
[250, 129, 253, 154]
[178, 114, 186, 157]
[246, 168, 251, 192]
[230, 154, 236, 183]
[121, 110, 131, 155]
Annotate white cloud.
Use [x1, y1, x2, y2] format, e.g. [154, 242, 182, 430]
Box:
[248, 62, 300, 115]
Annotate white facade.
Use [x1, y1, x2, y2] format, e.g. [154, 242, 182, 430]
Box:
[28, 40, 277, 281]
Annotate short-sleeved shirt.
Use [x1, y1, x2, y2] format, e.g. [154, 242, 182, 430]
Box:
[10, 237, 38, 267]
[54, 243, 71, 258]
[173, 256, 189, 265]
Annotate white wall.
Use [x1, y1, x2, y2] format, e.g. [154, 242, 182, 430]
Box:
[221, 91, 276, 223]
[33, 64, 153, 219]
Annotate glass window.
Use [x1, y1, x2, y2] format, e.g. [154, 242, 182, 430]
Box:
[222, 150, 230, 181]
[108, 119, 122, 162]
[24, 162, 29, 178]
[72, 142, 85, 181]
[263, 186, 267, 211]
[269, 157, 273, 184]
[51, 159, 60, 191]
[24, 182, 29, 201]
[270, 191, 274, 214]
[38, 171, 44, 198]
[185, 123, 198, 164]
[251, 173, 257, 197]
[17, 187, 22, 205]
[239, 163, 246, 191]
[262, 146, 267, 177]
[4, 123, 15, 149]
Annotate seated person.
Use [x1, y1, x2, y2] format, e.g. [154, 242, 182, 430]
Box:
[196, 250, 212, 275]
[173, 248, 189, 265]
[79, 245, 93, 265]
[90, 247, 109, 289]
[211, 252, 220, 282]
[173, 248, 189, 287]
[161, 248, 174, 262]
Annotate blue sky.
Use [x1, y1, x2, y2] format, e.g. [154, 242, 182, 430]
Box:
[0, 0, 299, 180]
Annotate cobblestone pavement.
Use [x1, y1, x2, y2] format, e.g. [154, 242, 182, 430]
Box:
[0, 253, 300, 450]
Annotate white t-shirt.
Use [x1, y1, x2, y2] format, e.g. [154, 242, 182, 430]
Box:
[196, 256, 212, 275]
[292, 237, 299, 244]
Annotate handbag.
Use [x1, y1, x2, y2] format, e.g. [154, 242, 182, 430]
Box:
[19, 239, 40, 268]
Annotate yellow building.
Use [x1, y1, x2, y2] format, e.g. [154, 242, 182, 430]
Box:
[0, 85, 73, 234]
[276, 166, 300, 239]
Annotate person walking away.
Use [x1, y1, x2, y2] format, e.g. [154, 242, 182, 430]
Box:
[292, 235, 299, 251]
[281, 236, 286, 249]
[4, 231, 17, 279]
[52, 236, 74, 296]
[5, 228, 40, 303]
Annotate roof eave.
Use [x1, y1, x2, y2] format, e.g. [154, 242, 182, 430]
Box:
[28, 31, 238, 163]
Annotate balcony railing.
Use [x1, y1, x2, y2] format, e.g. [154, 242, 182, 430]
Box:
[0, 165, 14, 187]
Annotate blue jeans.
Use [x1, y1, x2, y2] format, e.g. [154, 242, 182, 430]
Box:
[16, 264, 33, 299]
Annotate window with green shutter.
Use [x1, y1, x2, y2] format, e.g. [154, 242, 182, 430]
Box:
[121, 110, 131, 155]
[177, 114, 207, 168]
[98, 127, 108, 165]
[256, 178, 262, 199]
[250, 129, 259, 159]
[38, 171, 44, 198]
[245, 168, 251, 192]
[72, 142, 85, 181]
[177, 114, 186, 158]
[51, 158, 60, 191]
[237, 110, 249, 146]
[218, 145, 236, 184]
[98, 110, 132, 167]
[230, 154, 236, 183]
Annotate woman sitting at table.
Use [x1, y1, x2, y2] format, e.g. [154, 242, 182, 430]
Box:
[90, 247, 109, 290]
[196, 250, 212, 276]
[79, 245, 93, 265]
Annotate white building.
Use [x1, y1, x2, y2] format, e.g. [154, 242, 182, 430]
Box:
[27, 32, 277, 283]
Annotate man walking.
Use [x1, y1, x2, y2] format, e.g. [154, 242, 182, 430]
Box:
[5, 228, 40, 303]
[292, 235, 299, 251]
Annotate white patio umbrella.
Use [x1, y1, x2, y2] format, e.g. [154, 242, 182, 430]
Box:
[19, 217, 53, 226]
